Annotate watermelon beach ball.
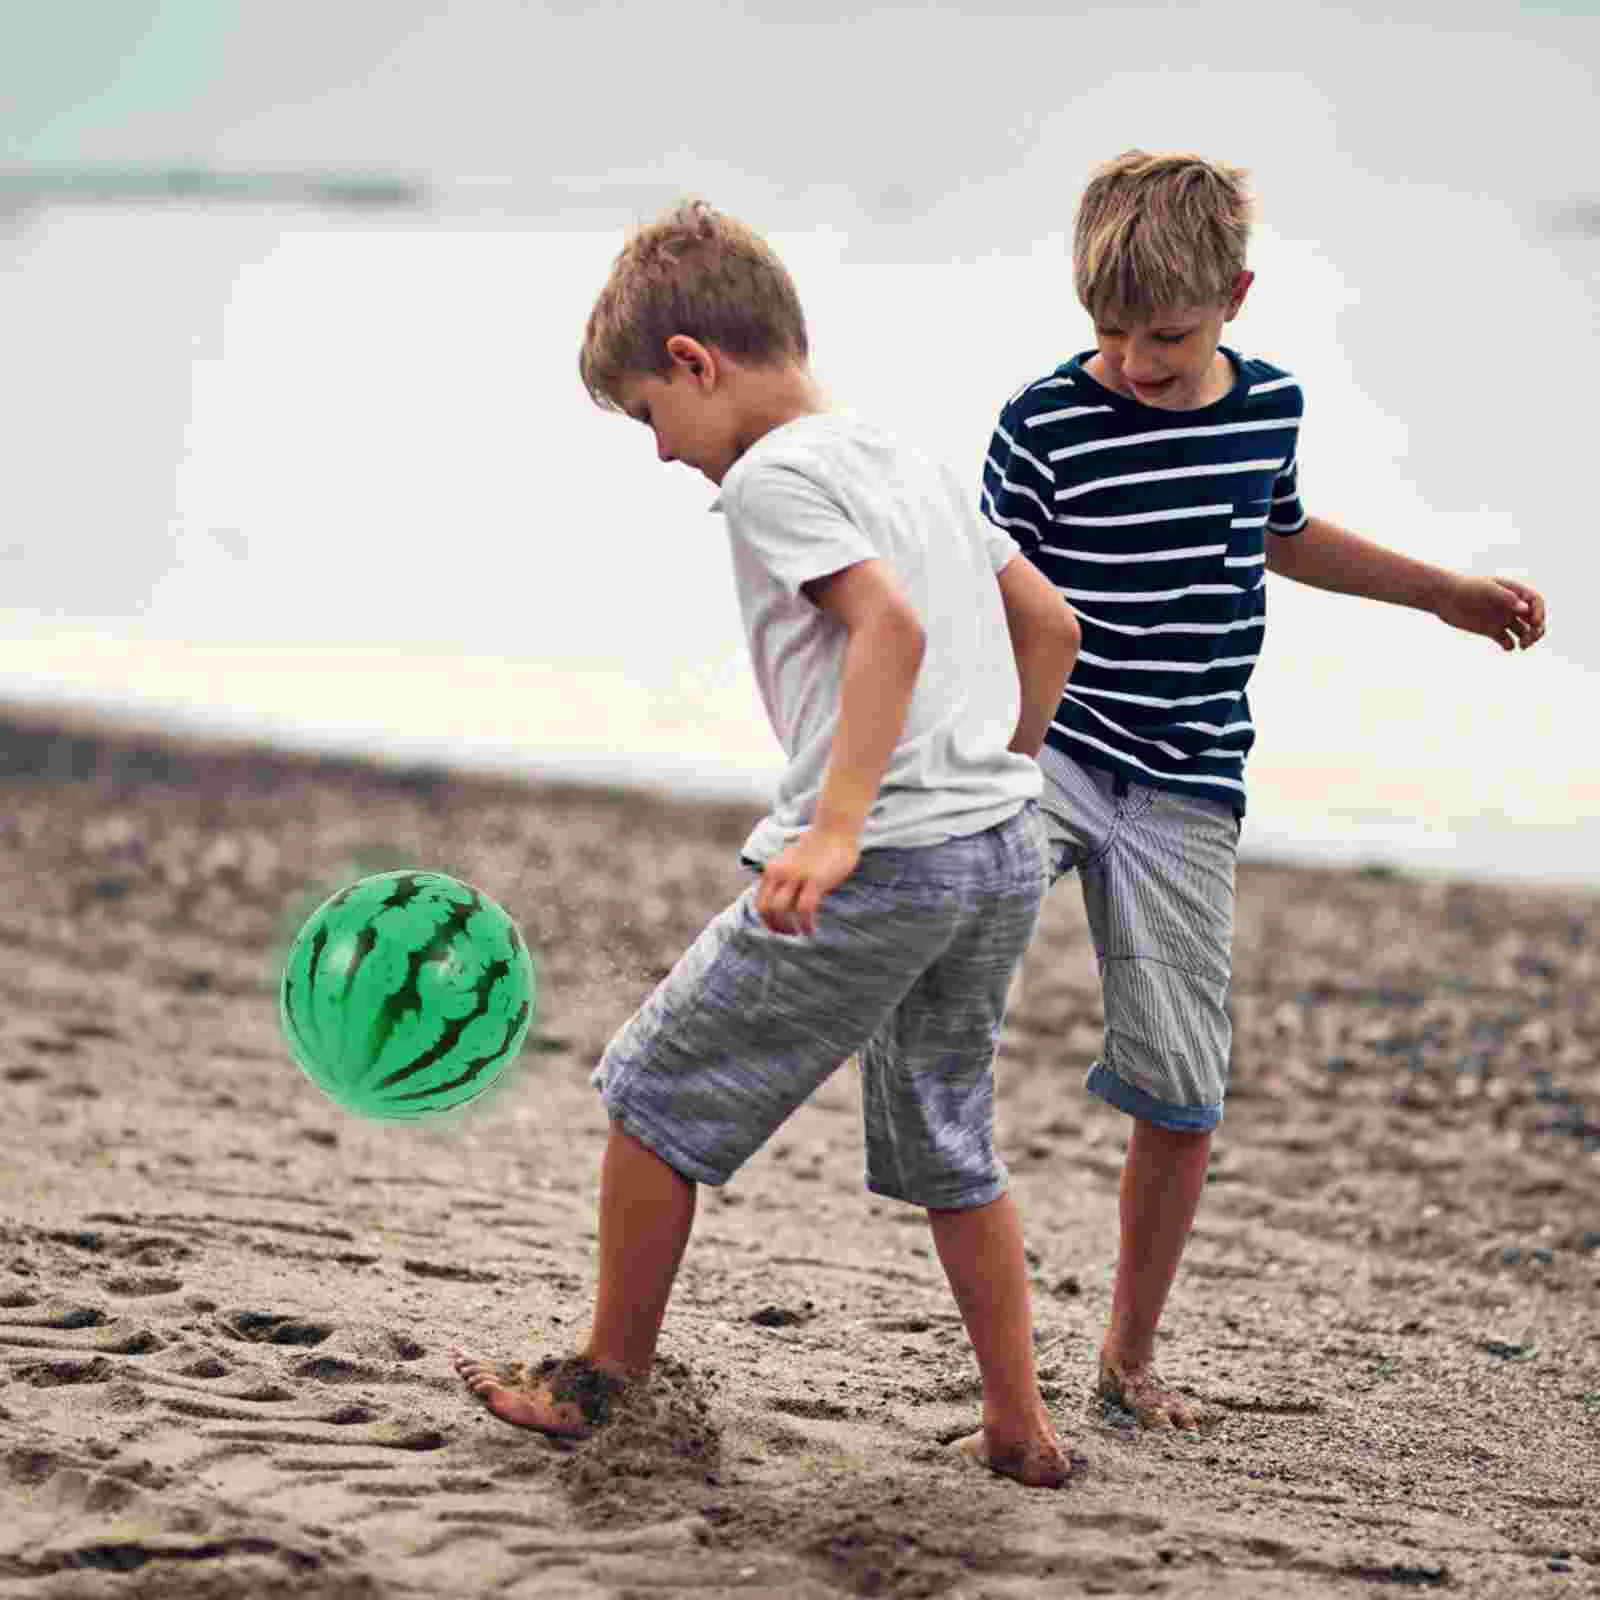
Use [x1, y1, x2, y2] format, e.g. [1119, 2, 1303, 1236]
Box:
[280, 870, 537, 1120]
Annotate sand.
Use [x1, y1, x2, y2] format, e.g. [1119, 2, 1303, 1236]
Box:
[0, 707, 1596, 1599]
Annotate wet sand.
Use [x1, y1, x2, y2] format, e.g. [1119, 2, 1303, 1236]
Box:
[0, 707, 1596, 1598]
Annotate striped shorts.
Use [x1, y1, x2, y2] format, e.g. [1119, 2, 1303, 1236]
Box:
[592, 808, 1045, 1209]
[1035, 746, 1239, 1133]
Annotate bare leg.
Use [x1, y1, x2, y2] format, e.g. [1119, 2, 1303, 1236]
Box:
[452, 1123, 696, 1434]
[928, 1193, 1073, 1488]
[1099, 1119, 1210, 1429]
[586, 1122, 697, 1372]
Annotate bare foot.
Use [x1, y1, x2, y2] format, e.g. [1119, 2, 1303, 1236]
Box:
[1098, 1353, 1202, 1430]
[949, 1425, 1077, 1489]
[449, 1347, 610, 1438]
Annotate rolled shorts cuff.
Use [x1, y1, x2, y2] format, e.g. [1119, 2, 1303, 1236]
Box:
[864, 1171, 1009, 1213]
[1085, 1061, 1222, 1133]
[595, 1077, 734, 1188]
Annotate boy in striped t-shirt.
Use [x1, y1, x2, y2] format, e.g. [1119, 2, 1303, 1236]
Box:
[982, 150, 1548, 1431]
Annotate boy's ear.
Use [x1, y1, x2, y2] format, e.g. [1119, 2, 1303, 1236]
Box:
[664, 334, 717, 386]
[1224, 270, 1255, 320]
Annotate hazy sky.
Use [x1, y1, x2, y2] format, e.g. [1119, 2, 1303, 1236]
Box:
[5, 3, 1595, 228]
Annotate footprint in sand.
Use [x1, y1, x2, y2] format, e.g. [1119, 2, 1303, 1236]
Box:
[205, 1425, 449, 1452]
[324, 1404, 381, 1425]
[749, 1303, 814, 1328]
[104, 1274, 184, 1297]
[402, 1259, 501, 1285]
[178, 1355, 230, 1379]
[867, 1314, 954, 1334]
[293, 1356, 387, 1384]
[1064, 1510, 1166, 1536]
[769, 1395, 854, 1421]
[13, 1356, 117, 1387]
[217, 1310, 333, 1347]
[19, 1305, 111, 1331]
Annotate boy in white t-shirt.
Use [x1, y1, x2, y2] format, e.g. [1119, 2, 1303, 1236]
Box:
[450, 200, 1082, 1489]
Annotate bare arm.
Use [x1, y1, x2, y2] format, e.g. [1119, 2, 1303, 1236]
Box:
[995, 554, 1081, 757]
[1267, 514, 1547, 652]
[754, 558, 925, 935]
[808, 559, 926, 841]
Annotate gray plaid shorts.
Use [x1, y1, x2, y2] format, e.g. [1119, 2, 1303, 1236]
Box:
[1035, 746, 1240, 1132]
[592, 807, 1045, 1209]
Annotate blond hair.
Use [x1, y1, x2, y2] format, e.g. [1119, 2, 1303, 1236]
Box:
[579, 199, 809, 408]
[1073, 151, 1253, 322]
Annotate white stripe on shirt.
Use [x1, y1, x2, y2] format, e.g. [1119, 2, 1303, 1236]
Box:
[1055, 459, 1287, 502]
[1058, 503, 1232, 527]
[1027, 404, 1116, 427]
[984, 460, 1051, 518]
[1057, 581, 1254, 603]
[1050, 724, 1246, 792]
[1077, 647, 1260, 675]
[1072, 607, 1264, 638]
[1071, 683, 1246, 710]
[1046, 416, 1300, 463]
[995, 424, 1056, 484]
[1066, 692, 1195, 759]
[980, 489, 1045, 540]
[1039, 541, 1227, 565]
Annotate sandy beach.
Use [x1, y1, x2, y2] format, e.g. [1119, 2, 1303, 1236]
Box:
[0, 707, 1595, 1598]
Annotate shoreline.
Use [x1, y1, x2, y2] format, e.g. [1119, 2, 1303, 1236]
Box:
[1, 695, 1591, 895]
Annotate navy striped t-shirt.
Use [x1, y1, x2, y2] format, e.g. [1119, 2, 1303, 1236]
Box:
[981, 346, 1307, 813]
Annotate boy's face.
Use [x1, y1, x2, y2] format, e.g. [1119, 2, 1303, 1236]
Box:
[1089, 272, 1253, 411]
[615, 341, 745, 486]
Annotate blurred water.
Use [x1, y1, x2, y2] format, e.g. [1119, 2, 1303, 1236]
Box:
[2, 2, 1595, 885]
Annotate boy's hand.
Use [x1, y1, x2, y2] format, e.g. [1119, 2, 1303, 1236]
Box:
[1435, 575, 1547, 652]
[756, 827, 860, 936]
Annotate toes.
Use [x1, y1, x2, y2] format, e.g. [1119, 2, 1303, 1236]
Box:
[1144, 1397, 1200, 1431]
[449, 1349, 496, 1383]
[450, 1347, 510, 1405]
[948, 1428, 1075, 1490]
[1099, 1357, 1203, 1432]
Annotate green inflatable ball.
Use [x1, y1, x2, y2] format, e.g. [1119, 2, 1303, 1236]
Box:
[280, 869, 537, 1120]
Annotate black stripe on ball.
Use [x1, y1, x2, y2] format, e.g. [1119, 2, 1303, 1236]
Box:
[362, 892, 479, 1069]
[370, 955, 512, 1093]
[387, 999, 531, 1105]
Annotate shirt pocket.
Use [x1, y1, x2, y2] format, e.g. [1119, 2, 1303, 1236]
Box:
[1221, 497, 1270, 591]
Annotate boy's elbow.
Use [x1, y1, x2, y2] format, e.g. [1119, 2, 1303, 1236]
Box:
[1042, 600, 1081, 666]
[903, 608, 929, 671]
[877, 595, 926, 673]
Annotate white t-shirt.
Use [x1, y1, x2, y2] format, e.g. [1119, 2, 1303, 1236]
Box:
[712, 411, 1041, 862]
